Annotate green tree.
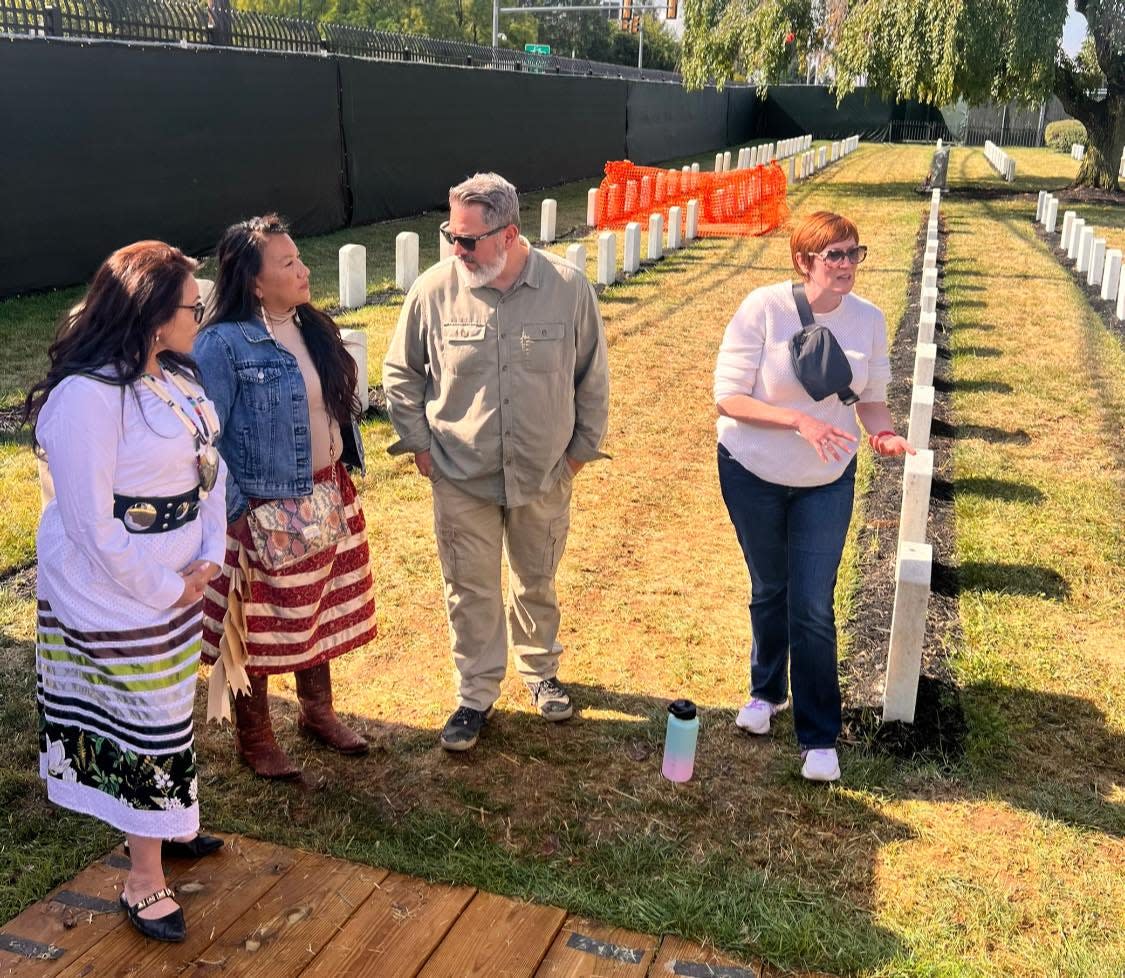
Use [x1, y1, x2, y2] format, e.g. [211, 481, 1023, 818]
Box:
[681, 0, 1124, 190]
[609, 16, 681, 71]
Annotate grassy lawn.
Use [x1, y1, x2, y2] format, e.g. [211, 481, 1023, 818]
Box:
[2, 144, 1123, 977]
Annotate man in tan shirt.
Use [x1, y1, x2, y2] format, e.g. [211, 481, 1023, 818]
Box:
[383, 172, 609, 752]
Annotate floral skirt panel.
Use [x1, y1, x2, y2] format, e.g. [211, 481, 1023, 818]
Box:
[35, 599, 201, 839]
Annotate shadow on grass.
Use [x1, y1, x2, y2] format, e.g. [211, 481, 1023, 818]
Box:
[3, 618, 1124, 970]
[931, 475, 1044, 503]
[0, 626, 910, 975]
[931, 559, 1070, 601]
[930, 419, 1031, 445]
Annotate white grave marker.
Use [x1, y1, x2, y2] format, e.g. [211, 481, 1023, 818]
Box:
[1101, 249, 1123, 303]
[340, 329, 369, 412]
[566, 243, 587, 278]
[667, 206, 683, 250]
[395, 231, 419, 291]
[647, 213, 664, 262]
[596, 231, 616, 286]
[883, 541, 933, 723]
[338, 244, 366, 309]
[623, 222, 641, 274]
[898, 448, 934, 547]
[907, 385, 935, 451]
[540, 199, 557, 243]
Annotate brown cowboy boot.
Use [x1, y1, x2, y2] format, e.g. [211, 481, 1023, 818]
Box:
[233, 675, 301, 780]
[295, 663, 369, 755]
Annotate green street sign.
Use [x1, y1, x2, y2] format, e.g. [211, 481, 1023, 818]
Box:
[524, 43, 551, 54]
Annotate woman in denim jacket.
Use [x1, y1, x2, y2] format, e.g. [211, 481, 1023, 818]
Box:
[194, 215, 377, 780]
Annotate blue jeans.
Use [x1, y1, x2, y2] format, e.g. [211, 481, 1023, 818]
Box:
[717, 444, 856, 749]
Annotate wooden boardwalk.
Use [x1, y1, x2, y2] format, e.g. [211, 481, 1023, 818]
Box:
[0, 834, 803, 978]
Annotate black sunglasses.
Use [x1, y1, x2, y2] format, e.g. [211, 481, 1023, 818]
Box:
[439, 221, 508, 252]
[178, 300, 206, 324]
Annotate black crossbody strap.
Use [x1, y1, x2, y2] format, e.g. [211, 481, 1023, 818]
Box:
[792, 282, 816, 330]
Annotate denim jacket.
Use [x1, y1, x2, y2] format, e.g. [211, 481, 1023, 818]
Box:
[193, 318, 365, 522]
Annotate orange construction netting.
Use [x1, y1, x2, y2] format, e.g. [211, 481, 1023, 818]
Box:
[594, 160, 789, 237]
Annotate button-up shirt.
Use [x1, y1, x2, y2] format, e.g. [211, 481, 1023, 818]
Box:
[383, 241, 610, 507]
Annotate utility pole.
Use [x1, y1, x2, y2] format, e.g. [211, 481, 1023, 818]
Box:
[492, 0, 499, 50]
[637, 13, 643, 69]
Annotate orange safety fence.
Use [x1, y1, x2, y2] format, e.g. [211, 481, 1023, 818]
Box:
[594, 160, 789, 237]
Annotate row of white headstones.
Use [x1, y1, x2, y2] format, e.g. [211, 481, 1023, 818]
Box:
[1068, 143, 1125, 180]
[1037, 191, 1125, 321]
[983, 140, 1016, 182]
[328, 136, 861, 409]
[883, 188, 943, 724]
[591, 135, 859, 287]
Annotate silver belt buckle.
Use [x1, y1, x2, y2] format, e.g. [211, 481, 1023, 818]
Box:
[123, 502, 158, 532]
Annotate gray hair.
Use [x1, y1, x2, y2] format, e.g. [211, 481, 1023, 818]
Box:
[449, 172, 520, 230]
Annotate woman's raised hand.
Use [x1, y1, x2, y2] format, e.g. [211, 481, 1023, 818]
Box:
[868, 431, 916, 458]
[796, 414, 857, 463]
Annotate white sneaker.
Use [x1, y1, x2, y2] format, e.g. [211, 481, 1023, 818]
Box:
[735, 698, 788, 735]
[800, 748, 841, 782]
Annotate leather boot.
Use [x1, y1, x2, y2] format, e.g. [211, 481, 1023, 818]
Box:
[233, 675, 300, 780]
[295, 663, 369, 755]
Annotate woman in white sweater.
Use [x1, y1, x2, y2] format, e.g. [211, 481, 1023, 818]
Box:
[714, 211, 913, 782]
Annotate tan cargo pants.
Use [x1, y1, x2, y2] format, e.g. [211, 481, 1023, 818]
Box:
[431, 470, 573, 712]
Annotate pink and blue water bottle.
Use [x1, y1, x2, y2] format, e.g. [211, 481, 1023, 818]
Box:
[661, 699, 699, 782]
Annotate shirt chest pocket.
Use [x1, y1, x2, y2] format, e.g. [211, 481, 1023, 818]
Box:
[237, 365, 283, 414]
[441, 322, 490, 375]
[519, 322, 566, 373]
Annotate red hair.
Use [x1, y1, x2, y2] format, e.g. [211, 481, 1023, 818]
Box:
[790, 211, 860, 278]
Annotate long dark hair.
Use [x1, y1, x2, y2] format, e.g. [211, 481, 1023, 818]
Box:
[21, 241, 199, 446]
[205, 214, 361, 428]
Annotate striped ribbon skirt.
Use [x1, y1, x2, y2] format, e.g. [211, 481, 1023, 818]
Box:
[36, 600, 202, 839]
[201, 463, 377, 676]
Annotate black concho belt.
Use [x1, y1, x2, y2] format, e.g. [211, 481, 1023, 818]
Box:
[113, 487, 201, 534]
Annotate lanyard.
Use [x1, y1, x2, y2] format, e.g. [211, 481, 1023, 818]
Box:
[139, 369, 218, 446]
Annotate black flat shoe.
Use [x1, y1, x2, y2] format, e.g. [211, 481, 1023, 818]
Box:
[162, 834, 224, 859]
[119, 888, 186, 943]
[123, 833, 225, 860]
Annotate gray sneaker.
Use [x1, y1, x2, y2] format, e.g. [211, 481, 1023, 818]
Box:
[440, 705, 494, 752]
[527, 677, 574, 721]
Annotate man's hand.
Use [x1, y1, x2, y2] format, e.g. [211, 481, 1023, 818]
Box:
[566, 456, 584, 477]
[414, 450, 434, 478]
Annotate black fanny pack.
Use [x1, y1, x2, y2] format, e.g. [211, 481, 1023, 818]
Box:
[789, 282, 858, 405]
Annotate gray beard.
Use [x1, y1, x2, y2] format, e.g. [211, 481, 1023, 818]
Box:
[456, 253, 506, 288]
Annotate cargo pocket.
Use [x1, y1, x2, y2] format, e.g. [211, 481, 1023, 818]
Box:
[435, 524, 458, 582]
[542, 515, 570, 575]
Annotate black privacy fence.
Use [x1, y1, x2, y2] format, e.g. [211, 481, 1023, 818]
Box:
[0, 0, 683, 81]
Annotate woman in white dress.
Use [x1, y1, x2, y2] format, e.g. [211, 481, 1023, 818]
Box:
[21, 241, 228, 943]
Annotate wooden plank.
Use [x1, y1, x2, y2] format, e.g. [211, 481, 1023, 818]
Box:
[301, 872, 475, 978]
[649, 936, 763, 978]
[416, 891, 567, 978]
[178, 852, 383, 978]
[534, 916, 656, 978]
[0, 848, 131, 978]
[53, 835, 299, 978]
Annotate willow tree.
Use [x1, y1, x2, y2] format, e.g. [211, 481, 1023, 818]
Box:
[681, 0, 1124, 190]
